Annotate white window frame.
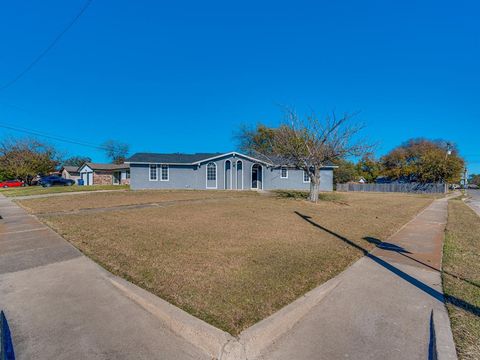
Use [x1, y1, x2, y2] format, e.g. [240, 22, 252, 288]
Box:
[280, 166, 288, 179]
[303, 170, 311, 183]
[206, 162, 217, 189]
[224, 160, 232, 190]
[160, 164, 169, 181]
[126, 169, 130, 179]
[149, 164, 158, 181]
[236, 160, 243, 190]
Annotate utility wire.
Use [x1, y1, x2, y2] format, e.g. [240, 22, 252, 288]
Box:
[0, 122, 107, 150]
[0, 0, 93, 92]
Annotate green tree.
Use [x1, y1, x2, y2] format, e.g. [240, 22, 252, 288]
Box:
[333, 159, 358, 184]
[355, 155, 382, 183]
[468, 174, 480, 186]
[381, 139, 464, 183]
[0, 137, 60, 184]
[236, 124, 277, 155]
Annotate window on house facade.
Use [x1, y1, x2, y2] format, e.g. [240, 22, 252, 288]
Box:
[149, 164, 157, 181]
[207, 162, 216, 181]
[281, 167, 288, 178]
[126, 170, 130, 179]
[303, 170, 311, 183]
[161, 164, 169, 181]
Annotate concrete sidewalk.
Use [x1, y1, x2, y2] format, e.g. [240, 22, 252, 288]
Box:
[261, 197, 457, 360]
[0, 195, 208, 360]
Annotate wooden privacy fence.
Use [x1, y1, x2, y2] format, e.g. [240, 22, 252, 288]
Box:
[336, 182, 447, 194]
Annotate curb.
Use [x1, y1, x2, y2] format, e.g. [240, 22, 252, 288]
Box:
[431, 308, 458, 360]
[108, 262, 344, 360]
[237, 264, 345, 359]
[108, 276, 233, 359]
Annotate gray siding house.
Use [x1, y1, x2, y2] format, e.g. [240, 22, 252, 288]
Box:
[127, 152, 335, 191]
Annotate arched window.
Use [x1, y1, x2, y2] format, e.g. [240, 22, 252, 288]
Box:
[207, 162, 217, 181]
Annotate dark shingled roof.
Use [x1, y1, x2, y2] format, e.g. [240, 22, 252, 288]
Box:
[127, 153, 224, 164]
[127, 152, 337, 168]
[61, 165, 80, 173]
[84, 163, 130, 170]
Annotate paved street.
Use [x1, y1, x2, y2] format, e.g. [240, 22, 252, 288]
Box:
[466, 189, 480, 216]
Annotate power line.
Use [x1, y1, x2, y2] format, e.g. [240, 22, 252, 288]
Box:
[0, 122, 107, 150]
[0, 0, 93, 92]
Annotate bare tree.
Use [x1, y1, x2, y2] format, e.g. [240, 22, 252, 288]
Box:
[102, 140, 129, 164]
[247, 108, 371, 202]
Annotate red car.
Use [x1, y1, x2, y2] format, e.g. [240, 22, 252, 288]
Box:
[0, 180, 26, 188]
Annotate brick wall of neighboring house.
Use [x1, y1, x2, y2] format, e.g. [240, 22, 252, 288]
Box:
[93, 171, 113, 185]
[121, 178, 130, 185]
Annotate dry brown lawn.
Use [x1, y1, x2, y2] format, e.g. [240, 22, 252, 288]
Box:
[20, 190, 433, 335]
[17, 189, 255, 214]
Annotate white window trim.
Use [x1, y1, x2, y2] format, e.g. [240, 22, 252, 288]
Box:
[224, 160, 232, 190]
[206, 162, 217, 189]
[280, 166, 288, 179]
[303, 170, 311, 183]
[149, 164, 158, 181]
[236, 160, 243, 190]
[160, 164, 169, 181]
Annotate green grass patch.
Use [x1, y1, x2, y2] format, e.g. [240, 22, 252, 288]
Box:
[443, 199, 480, 360]
[1, 184, 129, 197]
[273, 190, 342, 202]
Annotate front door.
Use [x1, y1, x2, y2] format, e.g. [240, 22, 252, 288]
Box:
[251, 164, 262, 189]
[113, 171, 121, 185]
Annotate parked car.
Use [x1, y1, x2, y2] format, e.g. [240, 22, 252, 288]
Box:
[0, 180, 26, 188]
[38, 175, 75, 187]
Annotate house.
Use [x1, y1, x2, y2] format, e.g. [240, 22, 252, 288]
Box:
[78, 163, 130, 186]
[61, 166, 81, 183]
[126, 152, 336, 191]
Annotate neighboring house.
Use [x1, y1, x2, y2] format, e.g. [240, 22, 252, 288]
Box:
[61, 166, 81, 183]
[126, 151, 336, 191]
[358, 177, 367, 184]
[78, 163, 130, 186]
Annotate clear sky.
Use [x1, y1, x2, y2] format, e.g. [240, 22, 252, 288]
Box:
[0, 1, 478, 172]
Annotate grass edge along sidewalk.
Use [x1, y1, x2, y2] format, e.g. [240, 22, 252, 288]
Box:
[1, 184, 129, 197]
[443, 198, 480, 360]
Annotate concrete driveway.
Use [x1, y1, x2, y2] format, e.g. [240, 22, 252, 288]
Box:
[0, 195, 209, 360]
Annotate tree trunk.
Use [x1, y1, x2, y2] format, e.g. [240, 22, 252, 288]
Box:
[308, 167, 321, 202]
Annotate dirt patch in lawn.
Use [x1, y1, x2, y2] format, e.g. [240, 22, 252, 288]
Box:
[26, 191, 433, 335]
[17, 189, 256, 214]
[443, 199, 480, 360]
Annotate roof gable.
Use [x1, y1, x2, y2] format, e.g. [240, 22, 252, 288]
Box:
[78, 162, 129, 172]
[61, 165, 80, 173]
[126, 152, 273, 166]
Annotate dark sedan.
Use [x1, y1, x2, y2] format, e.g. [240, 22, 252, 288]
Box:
[39, 175, 75, 187]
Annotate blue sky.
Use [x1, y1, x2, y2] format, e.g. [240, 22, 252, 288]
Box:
[0, 1, 478, 172]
